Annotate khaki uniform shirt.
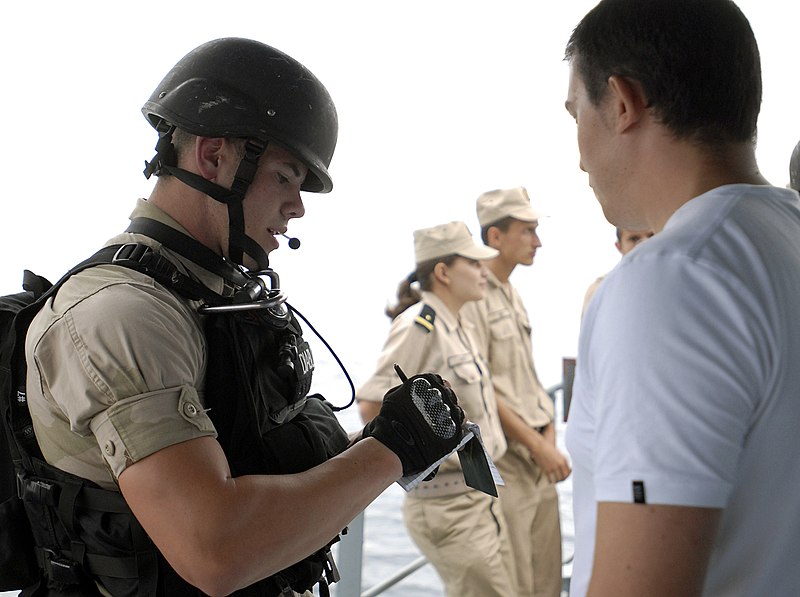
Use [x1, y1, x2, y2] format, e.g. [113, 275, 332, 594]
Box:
[461, 270, 553, 459]
[25, 200, 221, 490]
[581, 274, 606, 317]
[356, 291, 506, 472]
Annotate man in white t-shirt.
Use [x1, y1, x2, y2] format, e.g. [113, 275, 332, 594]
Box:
[563, 1, 800, 596]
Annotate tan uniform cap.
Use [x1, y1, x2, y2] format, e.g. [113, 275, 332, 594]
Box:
[477, 186, 541, 228]
[414, 221, 498, 265]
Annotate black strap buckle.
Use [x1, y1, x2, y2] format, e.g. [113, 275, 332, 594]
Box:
[112, 243, 153, 266]
[231, 138, 267, 196]
[324, 548, 340, 584]
[143, 122, 176, 179]
[41, 548, 83, 585]
[17, 473, 59, 506]
[113, 243, 179, 285]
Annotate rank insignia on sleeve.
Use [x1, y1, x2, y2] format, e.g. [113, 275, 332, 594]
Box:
[414, 304, 436, 333]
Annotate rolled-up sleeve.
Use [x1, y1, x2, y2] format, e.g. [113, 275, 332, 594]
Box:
[31, 272, 217, 481]
[90, 384, 215, 477]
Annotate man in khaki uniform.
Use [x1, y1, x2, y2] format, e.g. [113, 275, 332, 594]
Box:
[461, 187, 571, 597]
[27, 199, 220, 492]
[20, 38, 465, 596]
[358, 221, 518, 597]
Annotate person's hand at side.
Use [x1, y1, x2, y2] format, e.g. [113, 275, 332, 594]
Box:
[528, 430, 571, 483]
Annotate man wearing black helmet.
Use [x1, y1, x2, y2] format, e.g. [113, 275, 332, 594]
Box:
[20, 38, 466, 596]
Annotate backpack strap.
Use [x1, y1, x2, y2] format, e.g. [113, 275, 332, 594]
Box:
[109, 242, 223, 304]
[8, 246, 125, 467]
[21, 270, 52, 299]
[2, 246, 167, 593]
[126, 217, 252, 288]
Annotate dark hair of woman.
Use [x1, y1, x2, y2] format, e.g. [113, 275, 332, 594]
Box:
[385, 254, 459, 320]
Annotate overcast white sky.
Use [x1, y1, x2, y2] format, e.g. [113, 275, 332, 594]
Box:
[2, 1, 798, 390]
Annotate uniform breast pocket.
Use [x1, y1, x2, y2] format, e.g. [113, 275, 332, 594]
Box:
[447, 353, 481, 384]
[488, 309, 516, 341]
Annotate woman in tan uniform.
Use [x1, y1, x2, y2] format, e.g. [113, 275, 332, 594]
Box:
[357, 221, 517, 597]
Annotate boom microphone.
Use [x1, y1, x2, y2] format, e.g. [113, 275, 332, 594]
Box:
[280, 233, 301, 249]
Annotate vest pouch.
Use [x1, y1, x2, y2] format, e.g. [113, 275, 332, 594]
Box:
[19, 459, 158, 597]
[300, 394, 350, 459]
[0, 494, 38, 589]
[255, 395, 349, 475]
[234, 396, 348, 595]
[203, 310, 350, 595]
[203, 310, 342, 476]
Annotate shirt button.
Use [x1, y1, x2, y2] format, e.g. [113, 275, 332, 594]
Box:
[184, 403, 198, 417]
[104, 440, 116, 456]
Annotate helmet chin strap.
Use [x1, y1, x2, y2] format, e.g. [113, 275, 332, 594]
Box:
[145, 125, 271, 271]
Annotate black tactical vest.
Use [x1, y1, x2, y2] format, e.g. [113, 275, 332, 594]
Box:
[1, 246, 350, 596]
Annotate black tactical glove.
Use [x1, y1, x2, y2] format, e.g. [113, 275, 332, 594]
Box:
[363, 365, 465, 477]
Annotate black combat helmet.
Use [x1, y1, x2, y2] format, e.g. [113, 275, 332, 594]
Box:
[791, 139, 800, 192]
[141, 38, 338, 270]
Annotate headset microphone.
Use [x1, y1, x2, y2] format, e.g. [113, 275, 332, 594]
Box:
[280, 233, 301, 249]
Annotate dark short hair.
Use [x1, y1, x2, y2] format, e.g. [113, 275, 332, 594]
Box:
[170, 129, 247, 166]
[791, 140, 800, 192]
[565, 0, 762, 147]
[415, 254, 460, 292]
[480, 216, 516, 245]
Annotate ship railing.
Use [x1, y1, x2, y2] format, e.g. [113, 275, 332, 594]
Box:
[336, 374, 575, 597]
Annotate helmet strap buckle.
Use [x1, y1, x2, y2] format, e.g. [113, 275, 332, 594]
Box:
[227, 138, 269, 269]
[143, 122, 177, 179]
[230, 138, 267, 196]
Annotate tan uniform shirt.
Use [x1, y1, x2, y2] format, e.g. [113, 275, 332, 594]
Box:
[581, 274, 606, 317]
[461, 270, 553, 457]
[25, 200, 220, 490]
[357, 291, 506, 473]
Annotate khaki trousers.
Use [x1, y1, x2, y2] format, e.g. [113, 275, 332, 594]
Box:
[403, 489, 517, 597]
[496, 448, 563, 597]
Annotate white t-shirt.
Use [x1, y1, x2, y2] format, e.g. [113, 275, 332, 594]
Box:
[566, 184, 800, 597]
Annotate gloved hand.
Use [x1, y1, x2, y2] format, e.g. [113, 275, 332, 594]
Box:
[363, 367, 465, 477]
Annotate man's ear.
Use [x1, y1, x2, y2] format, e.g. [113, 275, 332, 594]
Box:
[195, 137, 226, 180]
[607, 75, 648, 134]
[486, 226, 502, 249]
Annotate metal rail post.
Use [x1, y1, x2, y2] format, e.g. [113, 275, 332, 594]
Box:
[334, 510, 365, 596]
